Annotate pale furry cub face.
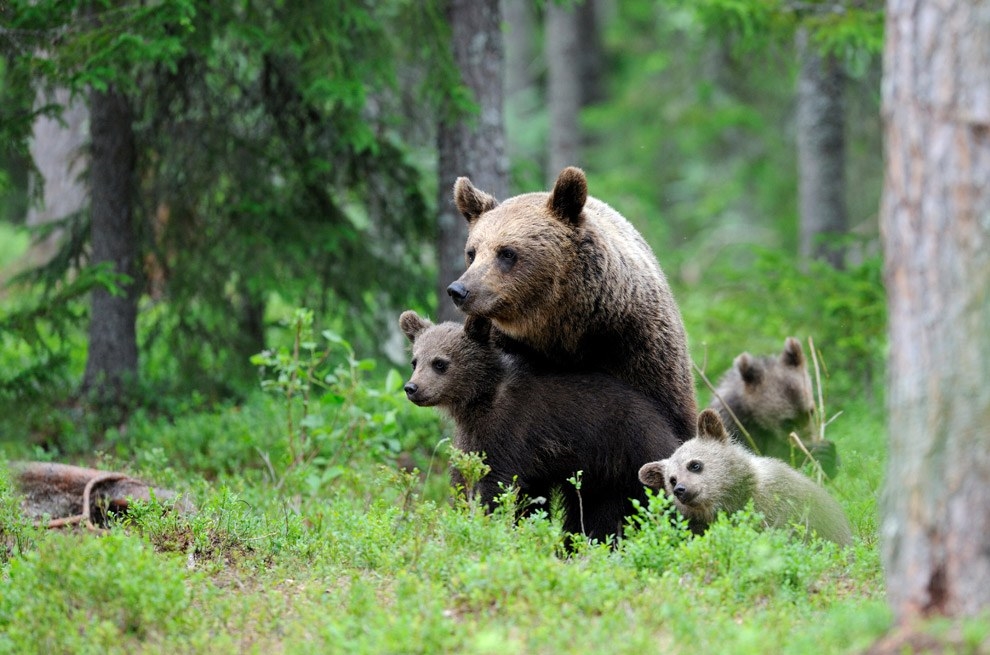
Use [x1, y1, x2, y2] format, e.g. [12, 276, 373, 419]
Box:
[638, 409, 748, 524]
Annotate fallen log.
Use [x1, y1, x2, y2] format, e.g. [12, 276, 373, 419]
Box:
[9, 461, 194, 529]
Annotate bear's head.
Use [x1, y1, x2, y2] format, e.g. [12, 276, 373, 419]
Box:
[728, 337, 816, 441]
[398, 310, 501, 412]
[445, 167, 589, 339]
[638, 408, 754, 523]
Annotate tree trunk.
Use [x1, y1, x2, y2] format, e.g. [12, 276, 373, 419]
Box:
[796, 27, 847, 269]
[437, 0, 507, 323]
[82, 85, 140, 400]
[545, 0, 581, 181]
[576, 0, 604, 107]
[26, 88, 88, 265]
[880, 0, 990, 622]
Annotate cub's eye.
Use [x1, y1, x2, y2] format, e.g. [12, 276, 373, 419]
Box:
[497, 247, 517, 263]
[410, 358, 417, 371]
[466, 248, 476, 264]
[687, 460, 703, 473]
[431, 359, 448, 374]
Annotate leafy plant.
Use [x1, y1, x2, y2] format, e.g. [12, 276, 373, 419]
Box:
[250, 307, 411, 493]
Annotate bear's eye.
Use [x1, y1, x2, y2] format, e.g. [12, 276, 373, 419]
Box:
[496, 247, 517, 271]
[497, 247, 517, 263]
[410, 358, 417, 371]
[687, 460, 703, 473]
[466, 248, 476, 264]
[431, 359, 449, 374]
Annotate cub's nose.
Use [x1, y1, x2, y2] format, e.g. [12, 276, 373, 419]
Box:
[672, 483, 687, 499]
[446, 282, 469, 306]
[403, 382, 418, 397]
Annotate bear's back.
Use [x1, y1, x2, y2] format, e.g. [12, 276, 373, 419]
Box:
[750, 457, 852, 545]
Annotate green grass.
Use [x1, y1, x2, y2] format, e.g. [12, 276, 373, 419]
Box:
[0, 377, 892, 654]
[0, 273, 897, 653]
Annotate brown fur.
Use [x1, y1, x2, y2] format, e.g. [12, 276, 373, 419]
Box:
[446, 166, 697, 442]
[399, 309, 680, 543]
[708, 337, 817, 459]
[638, 409, 852, 545]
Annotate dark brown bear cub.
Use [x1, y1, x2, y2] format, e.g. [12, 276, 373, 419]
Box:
[399, 310, 680, 543]
[447, 166, 697, 443]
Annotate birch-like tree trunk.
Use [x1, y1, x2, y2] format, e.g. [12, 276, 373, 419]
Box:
[82, 85, 140, 399]
[880, 0, 990, 622]
[796, 27, 847, 269]
[436, 0, 507, 323]
[545, 0, 581, 180]
[26, 88, 88, 265]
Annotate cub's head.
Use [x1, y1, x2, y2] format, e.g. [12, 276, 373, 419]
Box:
[729, 337, 816, 439]
[398, 310, 500, 411]
[639, 409, 750, 523]
[445, 167, 589, 338]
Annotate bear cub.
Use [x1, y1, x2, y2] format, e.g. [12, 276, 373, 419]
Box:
[400, 310, 680, 543]
[638, 408, 852, 545]
[709, 337, 839, 467]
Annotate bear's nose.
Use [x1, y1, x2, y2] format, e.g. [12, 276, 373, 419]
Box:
[672, 483, 687, 499]
[446, 282, 469, 306]
[403, 382, 418, 396]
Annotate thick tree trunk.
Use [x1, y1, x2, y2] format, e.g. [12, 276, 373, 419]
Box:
[82, 86, 140, 399]
[545, 1, 581, 180]
[437, 0, 507, 323]
[880, 0, 990, 622]
[796, 27, 847, 269]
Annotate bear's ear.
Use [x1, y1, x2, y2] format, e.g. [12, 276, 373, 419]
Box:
[735, 353, 763, 386]
[697, 408, 729, 442]
[399, 310, 432, 343]
[463, 315, 492, 344]
[638, 460, 666, 489]
[781, 337, 805, 368]
[547, 166, 588, 226]
[453, 177, 499, 225]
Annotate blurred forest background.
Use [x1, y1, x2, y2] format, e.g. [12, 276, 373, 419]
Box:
[0, 0, 885, 455]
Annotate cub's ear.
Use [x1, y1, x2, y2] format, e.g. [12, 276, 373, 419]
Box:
[781, 336, 805, 368]
[638, 460, 667, 489]
[463, 315, 492, 344]
[697, 408, 729, 442]
[453, 176, 499, 225]
[547, 166, 588, 226]
[399, 310, 432, 342]
[735, 353, 762, 386]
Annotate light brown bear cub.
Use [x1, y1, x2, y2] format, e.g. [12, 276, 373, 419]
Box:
[400, 310, 680, 543]
[447, 166, 697, 442]
[709, 337, 817, 459]
[638, 408, 852, 545]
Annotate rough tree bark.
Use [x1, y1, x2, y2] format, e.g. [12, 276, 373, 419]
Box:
[436, 0, 507, 323]
[545, 0, 581, 180]
[879, 0, 990, 623]
[82, 85, 140, 399]
[796, 27, 847, 269]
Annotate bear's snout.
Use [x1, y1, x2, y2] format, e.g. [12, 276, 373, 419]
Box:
[672, 483, 688, 499]
[447, 281, 469, 306]
[403, 382, 418, 397]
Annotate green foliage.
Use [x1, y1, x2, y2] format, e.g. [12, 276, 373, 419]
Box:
[676, 0, 884, 67]
[0, 532, 194, 652]
[0, 261, 126, 400]
[684, 248, 886, 401]
[0, 461, 35, 564]
[2, 0, 461, 402]
[621, 488, 693, 571]
[249, 307, 429, 492]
